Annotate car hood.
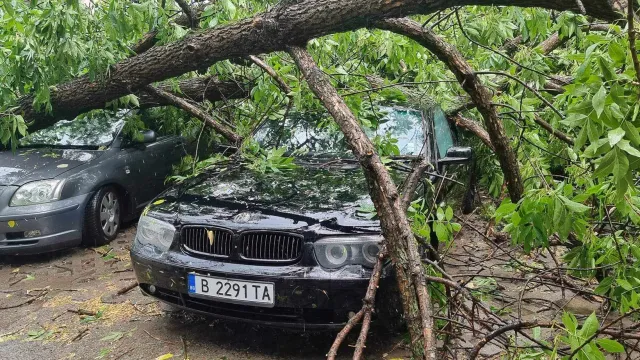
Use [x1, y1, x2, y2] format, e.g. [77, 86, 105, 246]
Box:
[0, 148, 103, 185]
[149, 162, 404, 233]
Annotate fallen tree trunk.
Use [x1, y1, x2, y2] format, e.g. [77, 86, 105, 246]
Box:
[15, 0, 620, 130]
[377, 17, 524, 201]
[289, 45, 436, 359]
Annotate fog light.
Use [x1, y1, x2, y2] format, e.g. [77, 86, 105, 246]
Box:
[24, 230, 41, 238]
[148, 285, 156, 294]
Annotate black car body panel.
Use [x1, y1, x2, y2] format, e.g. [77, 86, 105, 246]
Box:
[0, 111, 186, 254]
[131, 105, 470, 328]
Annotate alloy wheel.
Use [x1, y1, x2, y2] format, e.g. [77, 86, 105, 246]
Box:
[99, 191, 120, 237]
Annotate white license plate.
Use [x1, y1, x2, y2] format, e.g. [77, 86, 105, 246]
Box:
[187, 274, 275, 307]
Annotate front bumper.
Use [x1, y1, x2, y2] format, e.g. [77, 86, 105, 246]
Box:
[0, 191, 92, 255]
[131, 245, 389, 329]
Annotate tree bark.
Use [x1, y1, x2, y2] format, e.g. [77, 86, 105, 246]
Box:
[377, 17, 524, 201]
[16, 0, 620, 130]
[449, 113, 495, 151]
[143, 85, 243, 144]
[289, 45, 436, 359]
[137, 77, 249, 108]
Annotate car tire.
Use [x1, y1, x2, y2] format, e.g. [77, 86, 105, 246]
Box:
[83, 186, 121, 247]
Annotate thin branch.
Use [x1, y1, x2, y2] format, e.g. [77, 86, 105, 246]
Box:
[175, 0, 197, 28]
[353, 248, 387, 360]
[247, 55, 292, 94]
[144, 85, 243, 144]
[469, 321, 550, 359]
[401, 159, 430, 209]
[327, 309, 364, 360]
[475, 71, 564, 119]
[533, 115, 574, 145]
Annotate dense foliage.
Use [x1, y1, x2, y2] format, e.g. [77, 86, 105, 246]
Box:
[1, 0, 640, 357]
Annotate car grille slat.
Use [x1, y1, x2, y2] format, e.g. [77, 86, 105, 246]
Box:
[240, 231, 302, 262]
[181, 226, 232, 257]
[180, 227, 302, 263]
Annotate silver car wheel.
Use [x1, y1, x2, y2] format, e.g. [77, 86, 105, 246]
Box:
[99, 191, 120, 237]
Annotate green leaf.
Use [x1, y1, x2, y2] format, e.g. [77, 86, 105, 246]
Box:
[562, 311, 578, 333]
[609, 41, 626, 64]
[621, 122, 640, 146]
[594, 277, 613, 295]
[558, 195, 590, 213]
[617, 278, 633, 291]
[434, 222, 447, 242]
[592, 85, 607, 118]
[597, 338, 624, 353]
[579, 312, 599, 338]
[618, 139, 640, 157]
[445, 206, 453, 221]
[608, 127, 625, 146]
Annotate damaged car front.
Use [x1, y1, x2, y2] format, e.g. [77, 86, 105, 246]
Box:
[130, 106, 470, 329]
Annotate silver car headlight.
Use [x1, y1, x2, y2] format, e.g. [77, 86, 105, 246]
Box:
[134, 215, 176, 253]
[314, 235, 383, 269]
[10, 179, 65, 206]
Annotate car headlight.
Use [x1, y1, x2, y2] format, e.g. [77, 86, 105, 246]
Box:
[134, 215, 176, 253]
[10, 180, 65, 206]
[314, 235, 382, 269]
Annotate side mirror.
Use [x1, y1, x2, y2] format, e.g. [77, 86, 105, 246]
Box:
[438, 146, 472, 165]
[138, 130, 157, 144]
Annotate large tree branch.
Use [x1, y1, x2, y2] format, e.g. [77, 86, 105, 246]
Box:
[137, 76, 250, 107]
[16, 0, 621, 130]
[289, 45, 436, 359]
[377, 17, 524, 201]
[143, 85, 243, 144]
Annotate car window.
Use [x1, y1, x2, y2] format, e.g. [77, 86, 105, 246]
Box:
[368, 106, 425, 156]
[20, 110, 129, 148]
[254, 107, 425, 157]
[432, 107, 454, 158]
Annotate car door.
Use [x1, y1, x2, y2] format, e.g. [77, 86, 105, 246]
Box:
[123, 135, 186, 209]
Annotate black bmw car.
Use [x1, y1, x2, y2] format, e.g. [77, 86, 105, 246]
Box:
[130, 106, 471, 328]
[0, 110, 185, 254]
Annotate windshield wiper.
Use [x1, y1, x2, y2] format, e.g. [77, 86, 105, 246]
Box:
[18, 143, 101, 150]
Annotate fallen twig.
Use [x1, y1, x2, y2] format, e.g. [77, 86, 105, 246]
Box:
[0, 290, 48, 310]
[116, 282, 138, 296]
[67, 308, 97, 316]
[71, 328, 89, 342]
[327, 309, 364, 360]
[354, 248, 387, 360]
